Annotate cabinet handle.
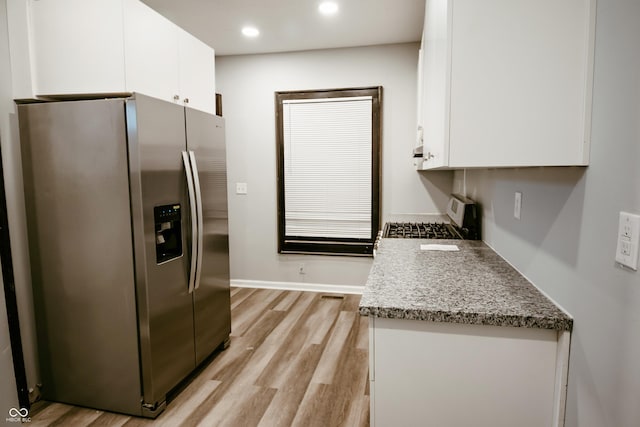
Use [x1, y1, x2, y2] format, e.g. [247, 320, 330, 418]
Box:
[426, 152, 435, 160]
[183, 98, 190, 104]
[173, 94, 180, 101]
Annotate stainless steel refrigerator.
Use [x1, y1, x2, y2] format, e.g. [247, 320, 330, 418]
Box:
[18, 93, 231, 418]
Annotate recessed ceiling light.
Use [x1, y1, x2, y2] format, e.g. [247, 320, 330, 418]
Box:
[318, 1, 339, 15]
[241, 26, 260, 37]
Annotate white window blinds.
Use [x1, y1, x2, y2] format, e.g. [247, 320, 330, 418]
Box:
[282, 96, 373, 239]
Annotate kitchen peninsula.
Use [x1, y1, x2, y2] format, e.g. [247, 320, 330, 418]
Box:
[360, 239, 572, 427]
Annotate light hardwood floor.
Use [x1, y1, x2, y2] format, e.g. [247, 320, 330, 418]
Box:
[28, 287, 370, 427]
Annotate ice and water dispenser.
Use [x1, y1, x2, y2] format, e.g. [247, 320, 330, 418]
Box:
[154, 204, 183, 263]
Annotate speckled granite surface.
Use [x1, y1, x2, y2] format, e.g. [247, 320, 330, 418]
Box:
[359, 239, 573, 331]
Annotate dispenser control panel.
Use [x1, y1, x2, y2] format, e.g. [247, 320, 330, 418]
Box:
[154, 204, 183, 264]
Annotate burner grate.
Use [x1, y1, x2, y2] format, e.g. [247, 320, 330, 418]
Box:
[383, 222, 461, 239]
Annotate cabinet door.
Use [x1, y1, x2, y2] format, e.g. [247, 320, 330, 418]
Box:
[123, 0, 180, 103]
[448, 0, 593, 167]
[29, 0, 126, 95]
[372, 318, 559, 426]
[420, 0, 451, 169]
[419, 0, 593, 169]
[178, 30, 216, 114]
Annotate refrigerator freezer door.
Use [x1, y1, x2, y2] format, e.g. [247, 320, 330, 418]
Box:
[18, 99, 143, 415]
[185, 110, 231, 365]
[126, 94, 196, 409]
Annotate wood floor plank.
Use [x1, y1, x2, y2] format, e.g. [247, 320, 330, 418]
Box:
[198, 385, 277, 427]
[311, 310, 357, 385]
[303, 296, 344, 346]
[359, 395, 371, 427]
[241, 309, 287, 349]
[207, 302, 287, 386]
[121, 416, 156, 427]
[290, 383, 334, 427]
[87, 411, 131, 426]
[200, 335, 252, 383]
[196, 302, 303, 425]
[220, 386, 278, 427]
[185, 298, 289, 425]
[230, 287, 257, 310]
[297, 307, 369, 427]
[356, 315, 369, 350]
[340, 293, 363, 312]
[155, 380, 220, 427]
[261, 291, 316, 346]
[46, 406, 103, 426]
[272, 290, 302, 312]
[243, 291, 318, 390]
[26, 288, 369, 427]
[254, 293, 338, 390]
[28, 402, 74, 426]
[256, 344, 325, 427]
[331, 348, 370, 425]
[294, 348, 369, 427]
[343, 388, 371, 427]
[231, 289, 286, 337]
[27, 400, 50, 419]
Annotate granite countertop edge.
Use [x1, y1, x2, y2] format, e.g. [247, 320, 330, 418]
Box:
[358, 306, 573, 331]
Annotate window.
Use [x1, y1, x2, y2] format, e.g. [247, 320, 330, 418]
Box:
[275, 87, 381, 256]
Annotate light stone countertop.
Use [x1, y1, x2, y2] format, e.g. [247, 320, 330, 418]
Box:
[359, 238, 573, 331]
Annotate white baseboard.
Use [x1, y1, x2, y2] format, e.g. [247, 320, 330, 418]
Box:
[230, 279, 364, 295]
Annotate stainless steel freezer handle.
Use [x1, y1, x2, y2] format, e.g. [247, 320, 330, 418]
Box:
[182, 151, 198, 294]
[188, 151, 204, 290]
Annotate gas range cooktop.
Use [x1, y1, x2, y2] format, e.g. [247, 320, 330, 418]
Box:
[382, 222, 461, 239]
[380, 195, 480, 241]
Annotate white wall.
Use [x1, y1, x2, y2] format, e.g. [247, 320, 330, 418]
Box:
[2, 0, 40, 407]
[217, 43, 452, 287]
[1, 0, 24, 415]
[453, 0, 640, 425]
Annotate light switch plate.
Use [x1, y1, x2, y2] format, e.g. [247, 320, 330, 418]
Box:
[615, 211, 640, 270]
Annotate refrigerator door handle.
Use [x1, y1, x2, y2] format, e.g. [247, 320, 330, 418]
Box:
[189, 151, 204, 290]
[182, 151, 197, 294]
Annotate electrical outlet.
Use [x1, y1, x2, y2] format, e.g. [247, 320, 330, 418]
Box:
[236, 182, 247, 195]
[615, 211, 640, 270]
[298, 263, 306, 275]
[514, 192, 522, 220]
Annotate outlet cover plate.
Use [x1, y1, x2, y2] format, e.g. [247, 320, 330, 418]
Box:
[236, 182, 248, 195]
[615, 211, 640, 270]
[514, 192, 522, 220]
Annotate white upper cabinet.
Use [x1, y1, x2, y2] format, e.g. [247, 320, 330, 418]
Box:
[177, 30, 216, 114]
[13, 0, 216, 114]
[417, 0, 595, 169]
[29, 0, 127, 95]
[123, 0, 181, 104]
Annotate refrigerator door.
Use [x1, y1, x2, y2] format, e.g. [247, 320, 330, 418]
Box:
[126, 94, 196, 411]
[185, 109, 231, 365]
[18, 99, 142, 415]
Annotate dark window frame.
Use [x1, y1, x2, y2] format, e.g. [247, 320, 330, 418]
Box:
[275, 86, 382, 256]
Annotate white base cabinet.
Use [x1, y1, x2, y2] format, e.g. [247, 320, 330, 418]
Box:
[369, 317, 571, 427]
[416, 0, 595, 169]
[9, 0, 215, 114]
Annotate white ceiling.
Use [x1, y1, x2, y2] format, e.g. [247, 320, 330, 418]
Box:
[141, 0, 425, 56]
